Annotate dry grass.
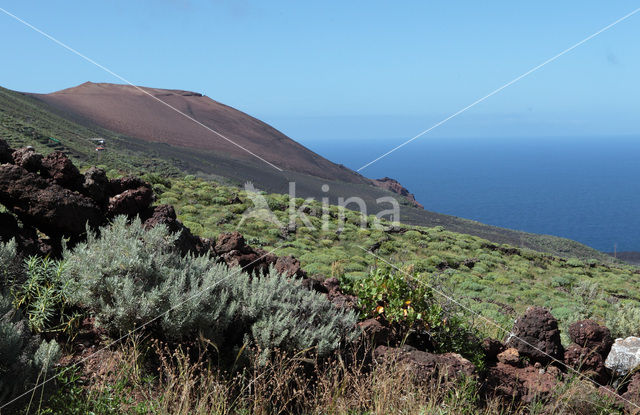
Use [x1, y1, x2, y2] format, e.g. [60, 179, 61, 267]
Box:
[37, 338, 625, 415]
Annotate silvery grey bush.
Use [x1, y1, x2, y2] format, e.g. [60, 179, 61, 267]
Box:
[63, 216, 356, 356]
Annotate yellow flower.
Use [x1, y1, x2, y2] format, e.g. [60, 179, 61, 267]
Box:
[375, 305, 385, 314]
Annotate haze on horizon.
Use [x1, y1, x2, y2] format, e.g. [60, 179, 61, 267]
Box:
[1, 1, 639, 143]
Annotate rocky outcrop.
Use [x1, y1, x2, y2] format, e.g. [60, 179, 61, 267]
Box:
[0, 141, 161, 253]
[82, 167, 110, 206]
[41, 151, 84, 191]
[12, 147, 43, 172]
[0, 164, 102, 238]
[0, 139, 320, 293]
[505, 306, 564, 365]
[107, 186, 154, 218]
[371, 177, 424, 209]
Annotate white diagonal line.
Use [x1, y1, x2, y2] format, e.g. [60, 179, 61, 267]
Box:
[0, 6, 283, 172]
[358, 245, 639, 411]
[0, 246, 281, 410]
[357, 6, 640, 172]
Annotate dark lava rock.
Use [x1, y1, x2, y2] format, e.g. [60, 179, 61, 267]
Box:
[108, 176, 150, 197]
[568, 319, 613, 356]
[506, 306, 564, 365]
[41, 151, 83, 191]
[486, 362, 562, 403]
[0, 139, 13, 164]
[275, 255, 307, 278]
[143, 204, 212, 255]
[0, 164, 102, 238]
[82, 167, 110, 205]
[374, 345, 476, 381]
[564, 343, 609, 384]
[322, 277, 358, 310]
[358, 318, 391, 346]
[215, 231, 246, 254]
[107, 186, 154, 218]
[12, 147, 43, 173]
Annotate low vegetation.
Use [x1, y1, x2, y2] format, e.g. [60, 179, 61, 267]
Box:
[1, 169, 639, 413]
[157, 175, 640, 337]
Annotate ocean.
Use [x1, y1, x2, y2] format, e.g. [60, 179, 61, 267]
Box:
[302, 136, 640, 252]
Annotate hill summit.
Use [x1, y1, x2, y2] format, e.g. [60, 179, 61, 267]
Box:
[33, 82, 364, 182]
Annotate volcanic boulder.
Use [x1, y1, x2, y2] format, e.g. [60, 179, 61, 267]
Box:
[374, 345, 476, 382]
[107, 186, 154, 218]
[143, 204, 212, 255]
[12, 147, 43, 173]
[506, 306, 564, 365]
[563, 320, 613, 383]
[82, 167, 110, 206]
[41, 151, 84, 191]
[568, 319, 613, 356]
[275, 255, 307, 279]
[564, 343, 608, 384]
[486, 362, 562, 403]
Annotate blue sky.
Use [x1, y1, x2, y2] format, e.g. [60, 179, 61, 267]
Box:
[1, 1, 639, 142]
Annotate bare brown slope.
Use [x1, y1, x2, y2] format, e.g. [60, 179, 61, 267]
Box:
[31, 82, 365, 183]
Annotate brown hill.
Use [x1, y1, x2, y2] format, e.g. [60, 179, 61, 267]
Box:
[32, 82, 366, 183]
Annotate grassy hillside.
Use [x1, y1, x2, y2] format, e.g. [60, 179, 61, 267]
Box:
[155, 175, 640, 338]
[0, 84, 618, 262]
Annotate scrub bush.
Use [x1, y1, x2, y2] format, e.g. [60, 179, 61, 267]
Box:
[63, 217, 356, 357]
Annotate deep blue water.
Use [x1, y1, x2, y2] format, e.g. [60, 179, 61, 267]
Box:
[302, 136, 640, 252]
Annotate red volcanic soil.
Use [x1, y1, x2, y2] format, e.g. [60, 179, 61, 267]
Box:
[31, 82, 365, 183]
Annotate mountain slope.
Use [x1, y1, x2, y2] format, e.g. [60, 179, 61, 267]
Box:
[0, 83, 616, 262]
[31, 82, 366, 183]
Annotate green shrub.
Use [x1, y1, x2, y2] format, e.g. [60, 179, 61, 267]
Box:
[606, 302, 640, 339]
[0, 292, 60, 404]
[551, 274, 576, 288]
[566, 258, 584, 268]
[63, 217, 356, 357]
[340, 268, 484, 366]
[11, 256, 79, 334]
[143, 173, 172, 188]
